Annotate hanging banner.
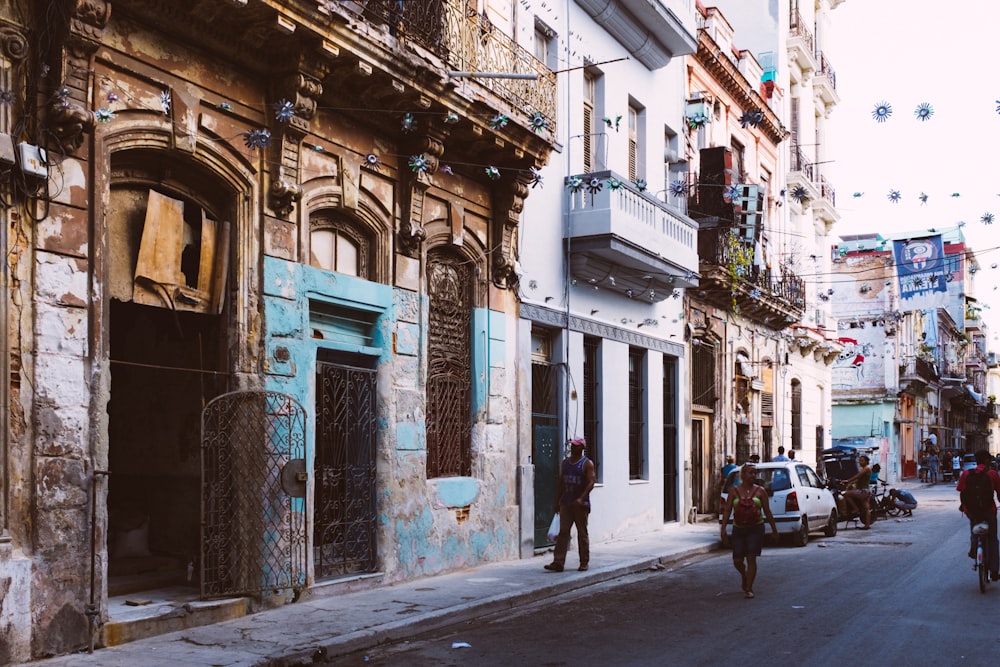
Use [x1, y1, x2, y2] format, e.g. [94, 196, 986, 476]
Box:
[894, 235, 949, 304]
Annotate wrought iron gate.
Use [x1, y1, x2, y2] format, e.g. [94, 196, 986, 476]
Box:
[314, 353, 378, 579]
[201, 390, 307, 599]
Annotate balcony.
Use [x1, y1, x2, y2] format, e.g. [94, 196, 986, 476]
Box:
[344, 0, 557, 133]
[814, 52, 840, 107]
[900, 355, 938, 386]
[575, 0, 697, 70]
[695, 232, 805, 329]
[788, 9, 818, 73]
[787, 144, 820, 206]
[565, 171, 700, 302]
[812, 175, 839, 226]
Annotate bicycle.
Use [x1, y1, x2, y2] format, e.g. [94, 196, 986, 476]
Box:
[972, 521, 991, 593]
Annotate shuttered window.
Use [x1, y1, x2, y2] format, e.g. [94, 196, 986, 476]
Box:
[583, 73, 595, 173]
[628, 105, 638, 181]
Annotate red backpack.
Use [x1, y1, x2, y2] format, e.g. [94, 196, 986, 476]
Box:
[733, 487, 761, 526]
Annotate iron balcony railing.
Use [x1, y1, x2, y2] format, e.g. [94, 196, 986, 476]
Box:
[818, 175, 836, 207]
[362, 0, 556, 132]
[789, 9, 815, 55]
[790, 144, 815, 181]
[711, 239, 805, 309]
[816, 51, 837, 91]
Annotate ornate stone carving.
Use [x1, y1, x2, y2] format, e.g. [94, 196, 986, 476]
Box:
[267, 67, 325, 217]
[398, 132, 446, 258]
[491, 175, 529, 290]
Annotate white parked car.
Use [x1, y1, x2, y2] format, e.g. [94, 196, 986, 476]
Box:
[719, 462, 839, 547]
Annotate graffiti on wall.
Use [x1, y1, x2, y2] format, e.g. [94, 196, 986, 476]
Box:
[833, 334, 885, 390]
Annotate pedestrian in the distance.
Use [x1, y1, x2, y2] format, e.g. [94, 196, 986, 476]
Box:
[772, 446, 789, 462]
[889, 488, 917, 516]
[720, 463, 778, 599]
[545, 437, 596, 572]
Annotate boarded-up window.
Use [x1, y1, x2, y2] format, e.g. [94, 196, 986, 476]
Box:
[132, 190, 229, 314]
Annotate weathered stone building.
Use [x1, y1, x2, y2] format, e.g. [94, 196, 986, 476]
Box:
[0, 0, 555, 659]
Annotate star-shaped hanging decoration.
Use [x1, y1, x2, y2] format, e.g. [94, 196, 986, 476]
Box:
[739, 110, 764, 128]
[362, 153, 381, 171]
[669, 179, 688, 198]
[440, 165, 453, 175]
[243, 128, 271, 150]
[106, 92, 119, 103]
[408, 154, 429, 173]
[687, 112, 709, 129]
[852, 192, 864, 198]
[982, 212, 995, 225]
[401, 113, 416, 133]
[913, 276, 924, 288]
[607, 177, 623, 191]
[750, 288, 762, 299]
[634, 179, 647, 192]
[485, 166, 501, 181]
[567, 176, 584, 193]
[488, 113, 509, 130]
[914, 102, 934, 121]
[951, 192, 961, 197]
[529, 166, 543, 188]
[161, 90, 172, 115]
[444, 111, 460, 124]
[530, 111, 548, 133]
[273, 99, 295, 123]
[919, 192, 928, 204]
[871, 101, 892, 122]
[586, 177, 603, 195]
[671, 289, 681, 299]
[887, 189, 901, 203]
[218, 102, 233, 111]
[723, 184, 741, 202]
[996, 100, 1000, 115]
[95, 107, 115, 123]
[790, 185, 809, 203]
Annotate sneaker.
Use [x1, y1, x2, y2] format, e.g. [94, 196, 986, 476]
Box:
[544, 563, 563, 572]
[578, 564, 589, 571]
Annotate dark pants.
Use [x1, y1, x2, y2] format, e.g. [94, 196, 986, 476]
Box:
[553, 504, 590, 567]
[968, 513, 1000, 576]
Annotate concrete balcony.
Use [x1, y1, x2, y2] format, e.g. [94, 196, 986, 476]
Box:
[812, 175, 840, 227]
[814, 52, 840, 107]
[565, 171, 699, 302]
[788, 10, 818, 73]
[575, 0, 697, 70]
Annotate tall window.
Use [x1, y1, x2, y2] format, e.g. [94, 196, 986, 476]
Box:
[533, 19, 557, 70]
[583, 71, 595, 173]
[730, 137, 745, 183]
[426, 249, 473, 478]
[583, 336, 601, 482]
[310, 214, 371, 279]
[791, 379, 802, 454]
[692, 340, 716, 408]
[628, 347, 646, 480]
[628, 104, 640, 181]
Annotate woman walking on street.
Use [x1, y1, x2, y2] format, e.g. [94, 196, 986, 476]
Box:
[720, 464, 778, 598]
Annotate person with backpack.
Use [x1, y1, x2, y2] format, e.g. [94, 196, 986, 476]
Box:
[720, 463, 778, 599]
[957, 449, 1000, 581]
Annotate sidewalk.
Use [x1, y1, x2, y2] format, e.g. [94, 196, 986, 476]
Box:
[26, 522, 721, 666]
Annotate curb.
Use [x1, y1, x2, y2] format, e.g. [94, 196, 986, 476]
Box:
[266, 543, 719, 666]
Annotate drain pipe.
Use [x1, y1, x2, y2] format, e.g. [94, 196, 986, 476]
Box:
[88, 469, 110, 653]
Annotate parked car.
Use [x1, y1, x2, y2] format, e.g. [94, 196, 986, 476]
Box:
[719, 462, 838, 547]
[961, 453, 978, 474]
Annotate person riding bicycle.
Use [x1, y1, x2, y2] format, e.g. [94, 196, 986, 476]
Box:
[957, 449, 1000, 581]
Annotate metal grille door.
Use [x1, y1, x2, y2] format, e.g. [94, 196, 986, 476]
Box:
[315, 354, 378, 579]
[426, 251, 472, 478]
[201, 390, 307, 599]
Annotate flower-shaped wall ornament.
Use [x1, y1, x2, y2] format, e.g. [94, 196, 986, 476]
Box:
[243, 128, 271, 150]
[484, 166, 501, 181]
[790, 185, 809, 203]
[95, 108, 115, 123]
[218, 102, 233, 111]
[408, 154, 429, 173]
[633, 179, 647, 192]
[982, 212, 995, 225]
[723, 184, 741, 202]
[567, 176, 584, 193]
[107, 92, 119, 103]
[529, 166, 543, 188]
[530, 111, 548, 133]
[488, 114, 509, 130]
[587, 177, 603, 195]
[440, 165, 454, 175]
[607, 177, 623, 191]
[273, 99, 295, 123]
[603, 114, 622, 131]
[871, 101, 892, 122]
[401, 113, 416, 133]
[670, 179, 688, 198]
[362, 153, 381, 171]
[687, 112, 709, 129]
[887, 189, 902, 203]
[852, 192, 864, 198]
[919, 192, 928, 204]
[444, 111, 460, 124]
[914, 102, 934, 121]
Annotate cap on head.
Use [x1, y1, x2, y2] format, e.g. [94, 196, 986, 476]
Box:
[570, 437, 586, 448]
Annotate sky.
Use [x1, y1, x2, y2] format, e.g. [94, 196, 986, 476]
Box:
[824, 0, 1000, 336]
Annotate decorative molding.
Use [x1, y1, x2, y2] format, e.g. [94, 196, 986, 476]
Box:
[268, 68, 325, 217]
[520, 304, 685, 357]
[492, 176, 530, 290]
